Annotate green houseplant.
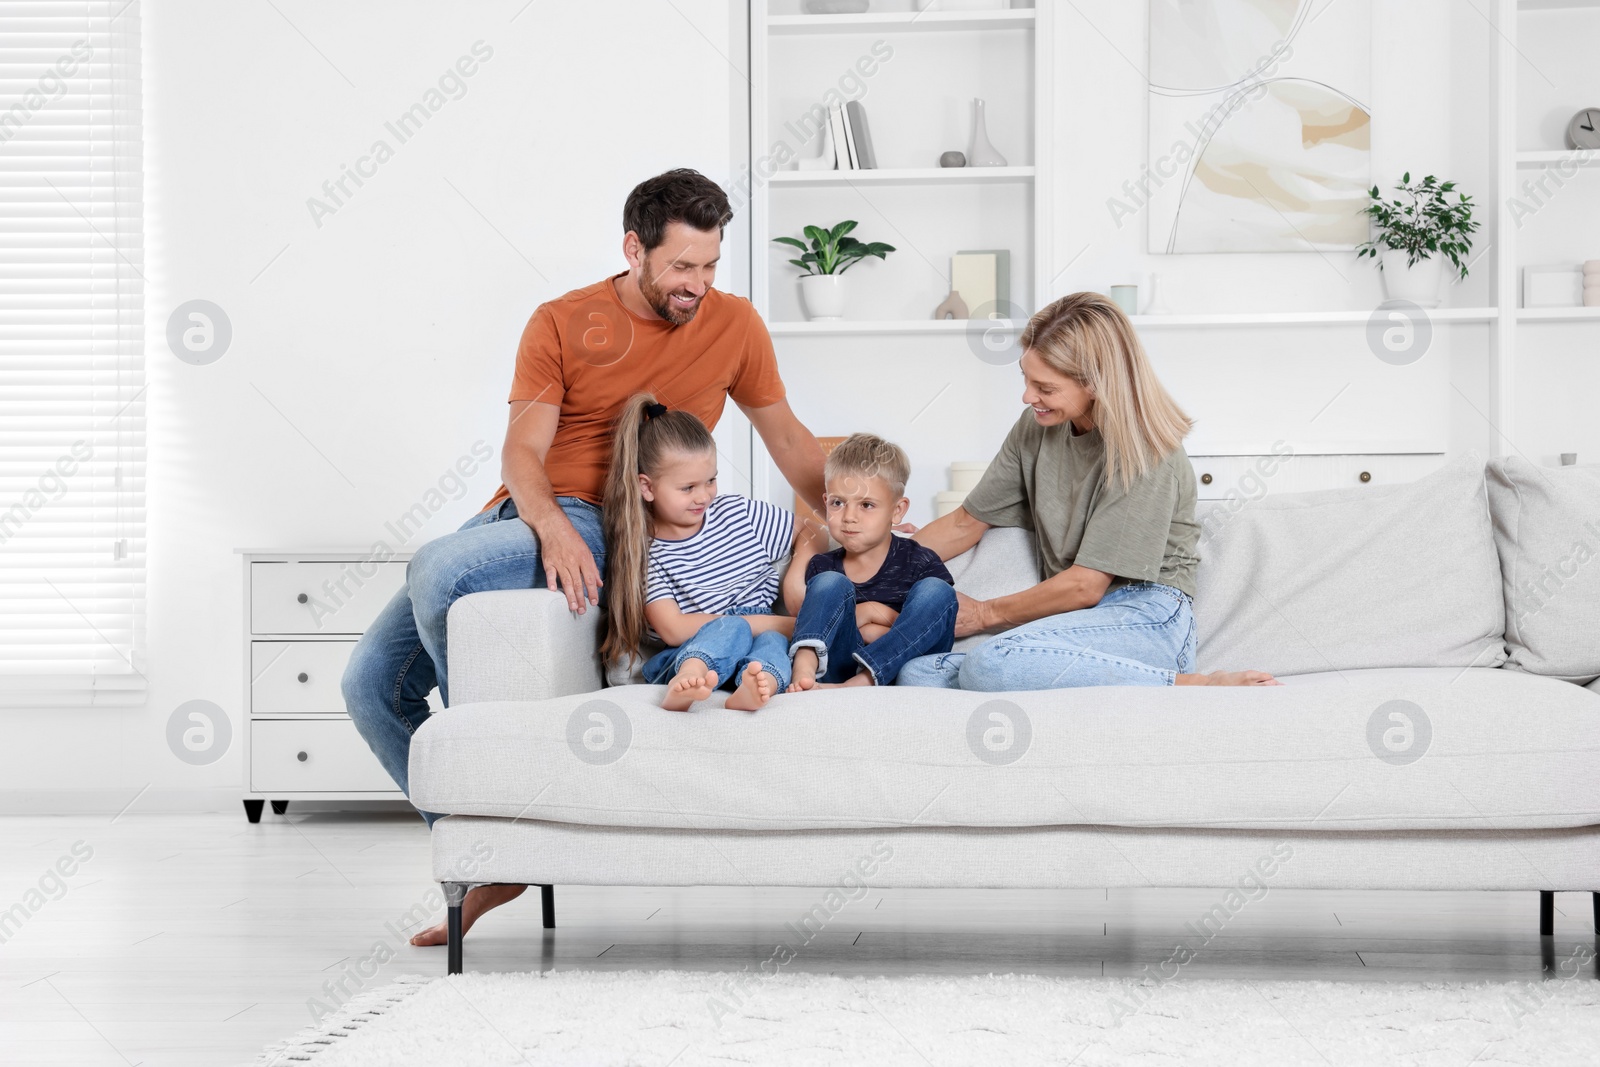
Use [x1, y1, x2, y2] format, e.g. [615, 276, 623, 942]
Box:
[1356, 173, 1479, 309]
[773, 221, 895, 321]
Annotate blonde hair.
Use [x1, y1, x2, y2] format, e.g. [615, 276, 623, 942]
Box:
[1020, 292, 1193, 489]
[599, 393, 716, 664]
[824, 433, 910, 499]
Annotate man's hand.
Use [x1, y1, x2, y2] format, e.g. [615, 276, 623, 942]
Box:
[531, 513, 602, 613]
[953, 592, 994, 640]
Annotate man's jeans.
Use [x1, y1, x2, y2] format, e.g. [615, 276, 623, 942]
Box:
[640, 607, 793, 693]
[342, 496, 605, 821]
[897, 581, 1197, 690]
[789, 571, 957, 685]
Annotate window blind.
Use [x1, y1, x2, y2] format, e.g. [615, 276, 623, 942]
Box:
[0, 1, 144, 706]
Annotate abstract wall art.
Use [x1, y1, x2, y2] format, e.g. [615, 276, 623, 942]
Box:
[1146, 0, 1371, 254]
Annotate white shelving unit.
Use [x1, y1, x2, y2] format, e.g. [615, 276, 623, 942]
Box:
[1493, 0, 1600, 448]
[767, 9, 1037, 34]
[751, 1, 1052, 333]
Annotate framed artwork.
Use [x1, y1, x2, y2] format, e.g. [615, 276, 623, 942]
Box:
[1147, 0, 1372, 254]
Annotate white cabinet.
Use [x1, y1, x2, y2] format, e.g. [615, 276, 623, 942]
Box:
[240, 550, 417, 822]
[1188, 452, 1448, 501]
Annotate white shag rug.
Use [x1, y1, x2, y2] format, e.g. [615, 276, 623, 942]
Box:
[254, 970, 1600, 1066]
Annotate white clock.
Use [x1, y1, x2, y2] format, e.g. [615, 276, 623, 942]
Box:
[1568, 108, 1600, 151]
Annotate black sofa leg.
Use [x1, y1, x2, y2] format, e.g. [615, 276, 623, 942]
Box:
[443, 882, 468, 975]
[242, 799, 263, 823]
[541, 884, 555, 929]
[270, 800, 289, 815]
[1540, 891, 1555, 937]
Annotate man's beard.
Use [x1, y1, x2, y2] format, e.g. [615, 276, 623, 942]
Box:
[639, 267, 702, 326]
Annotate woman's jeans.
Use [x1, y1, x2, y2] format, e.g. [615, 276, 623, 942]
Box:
[897, 581, 1196, 691]
[640, 608, 793, 692]
[341, 496, 605, 823]
[790, 572, 958, 684]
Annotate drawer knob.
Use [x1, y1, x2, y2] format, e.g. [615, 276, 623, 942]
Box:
[1200, 473, 1213, 485]
[296, 750, 308, 762]
[1359, 471, 1372, 484]
[297, 672, 309, 683]
[296, 593, 309, 604]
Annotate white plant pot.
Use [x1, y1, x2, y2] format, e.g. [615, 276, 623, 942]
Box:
[1381, 250, 1446, 308]
[799, 274, 847, 321]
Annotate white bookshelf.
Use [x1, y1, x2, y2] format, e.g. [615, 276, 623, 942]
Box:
[768, 165, 1036, 187]
[1515, 150, 1600, 167]
[751, 1, 1053, 331]
[768, 9, 1037, 34]
[1493, 0, 1600, 451]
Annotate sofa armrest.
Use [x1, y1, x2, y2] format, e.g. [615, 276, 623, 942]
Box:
[446, 589, 602, 704]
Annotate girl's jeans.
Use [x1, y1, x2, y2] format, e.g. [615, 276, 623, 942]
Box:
[641, 608, 793, 692]
[789, 572, 958, 685]
[897, 581, 1197, 690]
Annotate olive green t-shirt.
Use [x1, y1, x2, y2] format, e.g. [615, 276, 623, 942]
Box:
[961, 412, 1200, 597]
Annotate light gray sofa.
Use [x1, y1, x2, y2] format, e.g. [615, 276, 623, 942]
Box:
[410, 455, 1600, 973]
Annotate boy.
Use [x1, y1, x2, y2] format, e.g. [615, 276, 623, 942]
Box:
[787, 434, 957, 689]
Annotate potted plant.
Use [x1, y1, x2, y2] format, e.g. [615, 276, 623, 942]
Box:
[773, 221, 895, 321]
[1357, 173, 1479, 308]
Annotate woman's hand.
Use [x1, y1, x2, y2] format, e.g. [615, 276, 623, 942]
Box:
[953, 592, 995, 639]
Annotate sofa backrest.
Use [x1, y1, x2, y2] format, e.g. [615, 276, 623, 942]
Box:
[1486, 457, 1600, 686]
[945, 526, 1039, 652]
[1193, 454, 1507, 677]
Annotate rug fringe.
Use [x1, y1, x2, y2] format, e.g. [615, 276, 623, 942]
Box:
[249, 973, 435, 1066]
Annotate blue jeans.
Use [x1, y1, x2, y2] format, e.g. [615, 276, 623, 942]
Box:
[640, 608, 793, 692]
[342, 496, 606, 821]
[789, 571, 957, 685]
[897, 581, 1197, 690]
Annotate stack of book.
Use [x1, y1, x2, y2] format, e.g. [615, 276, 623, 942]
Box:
[828, 101, 878, 170]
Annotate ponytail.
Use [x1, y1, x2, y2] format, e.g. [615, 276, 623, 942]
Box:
[599, 393, 716, 666]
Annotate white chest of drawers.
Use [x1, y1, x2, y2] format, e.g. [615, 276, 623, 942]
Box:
[1188, 451, 1448, 501]
[239, 549, 426, 822]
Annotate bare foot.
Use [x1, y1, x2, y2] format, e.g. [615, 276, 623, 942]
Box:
[409, 883, 525, 946]
[663, 660, 719, 711]
[786, 648, 819, 693]
[725, 662, 779, 711]
[1176, 670, 1282, 687]
[814, 674, 874, 690]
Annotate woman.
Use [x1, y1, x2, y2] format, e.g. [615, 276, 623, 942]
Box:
[903, 293, 1278, 690]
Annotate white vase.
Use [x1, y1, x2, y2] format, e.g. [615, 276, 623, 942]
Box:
[968, 98, 1007, 168]
[1380, 250, 1446, 308]
[799, 275, 847, 320]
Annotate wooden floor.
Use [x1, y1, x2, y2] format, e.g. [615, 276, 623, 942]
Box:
[1, 809, 1595, 1066]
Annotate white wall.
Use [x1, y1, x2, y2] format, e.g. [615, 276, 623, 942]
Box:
[0, 0, 742, 809]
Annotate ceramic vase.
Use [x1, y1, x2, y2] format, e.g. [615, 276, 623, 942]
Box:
[1380, 249, 1445, 308]
[968, 98, 1007, 168]
[800, 275, 847, 320]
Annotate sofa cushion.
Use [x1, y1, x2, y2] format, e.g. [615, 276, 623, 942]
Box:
[945, 526, 1038, 652]
[410, 667, 1600, 833]
[1194, 455, 1506, 677]
[1486, 458, 1600, 685]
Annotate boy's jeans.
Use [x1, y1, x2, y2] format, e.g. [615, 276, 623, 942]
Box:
[898, 581, 1196, 690]
[641, 607, 794, 692]
[789, 571, 957, 685]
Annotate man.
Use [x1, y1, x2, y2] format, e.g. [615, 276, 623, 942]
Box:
[343, 168, 826, 945]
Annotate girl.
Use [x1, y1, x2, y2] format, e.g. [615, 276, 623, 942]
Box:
[601, 393, 822, 711]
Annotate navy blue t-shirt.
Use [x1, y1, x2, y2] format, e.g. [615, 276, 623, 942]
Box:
[804, 534, 954, 611]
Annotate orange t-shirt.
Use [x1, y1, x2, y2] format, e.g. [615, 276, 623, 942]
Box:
[482, 273, 785, 510]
